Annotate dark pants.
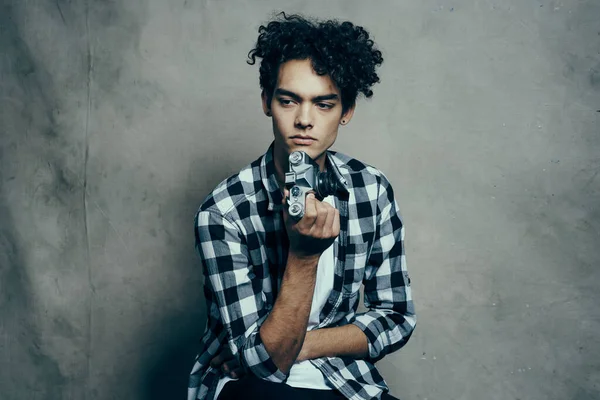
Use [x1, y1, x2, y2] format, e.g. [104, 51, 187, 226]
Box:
[218, 375, 400, 400]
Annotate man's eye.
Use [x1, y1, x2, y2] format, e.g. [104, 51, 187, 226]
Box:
[318, 103, 333, 109]
[279, 99, 294, 105]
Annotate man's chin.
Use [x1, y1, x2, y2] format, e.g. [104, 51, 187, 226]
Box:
[289, 145, 319, 159]
[276, 140, 326, 162]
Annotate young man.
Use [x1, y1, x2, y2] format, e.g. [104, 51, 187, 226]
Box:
[188, 12, 416, 400]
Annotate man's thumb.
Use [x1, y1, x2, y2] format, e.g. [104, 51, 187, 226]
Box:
[282, 188, 289, 204]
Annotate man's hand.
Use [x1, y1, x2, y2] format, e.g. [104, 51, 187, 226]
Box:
[282, 188, 340, 260]
[210, 346, 243, 379]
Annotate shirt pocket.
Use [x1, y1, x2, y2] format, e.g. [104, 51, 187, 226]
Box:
[342, 242, 369, 298]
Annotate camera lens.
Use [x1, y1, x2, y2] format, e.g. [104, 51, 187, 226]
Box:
[317, 171, 338, 198]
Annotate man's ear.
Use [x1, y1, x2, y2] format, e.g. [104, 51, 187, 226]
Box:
[340, 104, 356, 125]
[261, 91, 272, 117]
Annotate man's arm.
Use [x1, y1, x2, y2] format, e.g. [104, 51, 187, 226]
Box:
[197, 209, 286, 381]
[258, 252, 318, 372]
[196, 193, 339, 380]
[260, 192, 340, 373]
[206, 252, 320, 378]
[296, 325, 368, 362]
[351, 173, 416, 362]
[296, 173, 416, 363]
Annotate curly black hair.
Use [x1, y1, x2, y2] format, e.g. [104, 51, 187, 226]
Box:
[247, 11, 384, 115]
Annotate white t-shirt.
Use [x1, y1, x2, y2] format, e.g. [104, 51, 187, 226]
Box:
[285, 195, 336, 390]
[214, 195, 336, 397]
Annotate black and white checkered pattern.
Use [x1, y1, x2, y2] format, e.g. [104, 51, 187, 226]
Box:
[188, 142, 416, 400]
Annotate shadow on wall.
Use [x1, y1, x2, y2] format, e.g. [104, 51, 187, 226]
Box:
[145, 318, 205, 399]
[143, 190, 205, 399]
[144, 152, 238, 399]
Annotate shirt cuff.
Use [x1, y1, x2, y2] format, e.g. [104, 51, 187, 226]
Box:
[241, 329, 289, 383]
[351, 311, 388, 360]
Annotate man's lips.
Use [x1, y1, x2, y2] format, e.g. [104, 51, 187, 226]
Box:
[291, 135, 315, 140]
[291, 136, 316, 145]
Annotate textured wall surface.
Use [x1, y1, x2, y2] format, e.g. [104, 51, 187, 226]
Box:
[1, 1, 599, 399]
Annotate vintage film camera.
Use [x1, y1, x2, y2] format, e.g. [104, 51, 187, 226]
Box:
[284, 151, 347, 221]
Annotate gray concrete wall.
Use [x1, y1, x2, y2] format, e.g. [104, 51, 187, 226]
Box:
[1, 1, 598, 399]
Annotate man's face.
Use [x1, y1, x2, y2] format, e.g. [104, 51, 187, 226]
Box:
[263, 58, 354, 169]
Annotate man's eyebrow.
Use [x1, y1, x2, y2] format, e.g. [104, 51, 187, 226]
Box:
[275, 88, 339, 102]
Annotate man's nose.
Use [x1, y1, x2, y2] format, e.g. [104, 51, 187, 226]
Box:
[295, 104, 313, 128]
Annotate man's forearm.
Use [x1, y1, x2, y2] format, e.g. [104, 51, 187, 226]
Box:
[259, 253, 318, 374]
[297, 324, 369, 362]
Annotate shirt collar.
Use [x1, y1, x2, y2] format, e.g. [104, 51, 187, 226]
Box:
[260, 141, 350, 212]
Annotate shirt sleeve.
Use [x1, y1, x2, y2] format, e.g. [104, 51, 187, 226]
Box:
[195, 209, 288, 382]
[351, 174, 417, 362]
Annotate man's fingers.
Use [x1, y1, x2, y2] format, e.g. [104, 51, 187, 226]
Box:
[210, 347, 234, 368]
[221, 359, 240, 374]
[282, 188, 289, 204]
[332, 207, 340, 236]
[302, 193, 318, 223]
[227, 367, 244, 379]
[210, 358, 222, 368]
[322, 206, 338, 237]
[312, 201, 331, 234]
[210, 351, 223, 368]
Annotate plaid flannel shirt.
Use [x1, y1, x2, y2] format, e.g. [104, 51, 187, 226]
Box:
[188, 142, 416, 400]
